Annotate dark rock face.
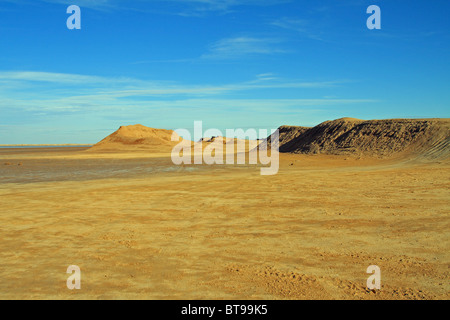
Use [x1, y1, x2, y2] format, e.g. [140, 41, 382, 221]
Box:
[264, 118, 450, 159]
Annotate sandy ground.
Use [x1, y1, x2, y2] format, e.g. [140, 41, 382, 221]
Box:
[0, 147, 448, 300]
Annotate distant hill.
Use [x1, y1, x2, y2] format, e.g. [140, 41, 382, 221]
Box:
[89, 124, 185, 152]
[263, 118, 450, 159]
[263, 125, 311, 151]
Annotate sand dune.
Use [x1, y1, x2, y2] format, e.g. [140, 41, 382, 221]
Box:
[90, 126, 261, 156]
[89, 124, 186, 152]
[264, 118, 450, 160]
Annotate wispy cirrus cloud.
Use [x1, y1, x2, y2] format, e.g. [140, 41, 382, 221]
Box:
[0, 0, 117, 10]
[134, 36, 287, 64]
[165, 0, 291, 16]
[42, 0, 116, 10]
[201, 36, 286, 59]
[271, 17, 324, 41]
[271, 18, 308, 33]
[0, 71, 131, 84]
[11, 0, 290, 14]
[0, 70, 343, 100]
[255, 73, 278, 81]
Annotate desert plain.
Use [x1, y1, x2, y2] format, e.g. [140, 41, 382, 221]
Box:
[0, 118, 449, 300]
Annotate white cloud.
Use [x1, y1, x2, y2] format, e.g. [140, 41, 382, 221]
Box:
[202, 37, 285, 59]
[157, 0, 291, 14]
[271, 18, 308, 33]
[0, 71, 117, 84]
[15, 0, 290, 13]
[41, 0, 115, 10]
[1, 96, 375, 116]
[271, 17, 323, 41]
[0, 71, 340, 98]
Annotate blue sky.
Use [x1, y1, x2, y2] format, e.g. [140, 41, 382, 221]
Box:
[0, 0, 449, 144]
